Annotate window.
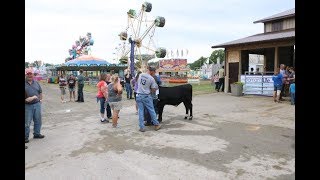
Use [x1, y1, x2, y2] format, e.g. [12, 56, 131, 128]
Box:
[272, 21, 283, 32]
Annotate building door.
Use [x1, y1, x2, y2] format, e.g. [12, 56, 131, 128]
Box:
[228, 62, 239, 93]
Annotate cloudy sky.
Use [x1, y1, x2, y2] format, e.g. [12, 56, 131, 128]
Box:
[25, 0, 294, 64]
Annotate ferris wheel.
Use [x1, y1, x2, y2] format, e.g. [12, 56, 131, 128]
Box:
[118, 2, 166, 75]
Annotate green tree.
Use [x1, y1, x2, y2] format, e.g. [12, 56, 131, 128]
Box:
[33, 61, 41, 68]
[25, 62, 29, 68]
[44, 63, 54, 67]
[189, 56, 207, 70]
[209, 49, 225, 64]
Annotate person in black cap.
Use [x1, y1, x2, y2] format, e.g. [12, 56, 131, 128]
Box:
[135, 66, 161, 132]
[76, 69, 85, 102]
[144, 67, 162, 126]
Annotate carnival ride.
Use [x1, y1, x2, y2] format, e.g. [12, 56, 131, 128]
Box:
[118, 2, 167, 76]
[65, 55, 110, 66]
[66, 32, 94, 62]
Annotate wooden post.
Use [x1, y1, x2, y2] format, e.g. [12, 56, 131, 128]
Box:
[238, 50, 242, 80]
[224, 50, 229, 93]
[274, 47, 279, 73]
[264, 55, 267, 73]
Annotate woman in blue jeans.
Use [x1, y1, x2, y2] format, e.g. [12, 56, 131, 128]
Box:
[96, 73, 110, 122]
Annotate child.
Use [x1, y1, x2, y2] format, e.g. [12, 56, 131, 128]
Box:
[289, 80, 295, 105]
[213, 72, 220, 92]
[58, 74, 67, 103]
[272, 68, 283, 103]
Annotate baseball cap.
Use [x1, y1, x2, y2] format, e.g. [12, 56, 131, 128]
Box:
[148, 66, 156, 71]
[25, 69, 34, 75]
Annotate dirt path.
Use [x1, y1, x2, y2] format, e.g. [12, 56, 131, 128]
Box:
[25, 82, 295, 180]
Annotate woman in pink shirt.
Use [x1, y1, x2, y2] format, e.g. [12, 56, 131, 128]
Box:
[96, 73, 109, 123]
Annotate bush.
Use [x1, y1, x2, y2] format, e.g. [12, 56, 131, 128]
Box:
[233, 82, 244, 85]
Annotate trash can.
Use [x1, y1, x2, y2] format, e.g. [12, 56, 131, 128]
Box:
[231, 83, 243, 96]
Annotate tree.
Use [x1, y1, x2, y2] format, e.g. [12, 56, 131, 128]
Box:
[189, 56, 207, 70]
[33, 60, 41, 68]
[209, 49, 225, 64]
[25, 62, 29, 68]
[44, 63, 54, 67]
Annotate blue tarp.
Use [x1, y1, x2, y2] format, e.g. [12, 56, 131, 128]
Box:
[65, 59, 110, 66]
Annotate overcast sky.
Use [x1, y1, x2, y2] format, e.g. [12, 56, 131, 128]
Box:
[25, 0, 294, 64]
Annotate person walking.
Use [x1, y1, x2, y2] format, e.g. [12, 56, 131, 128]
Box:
[107, 74, 123, 128]
[25, 69, 45, 143]
[136, 67, 161, 132]
[67, 74, 76, 102]
[125, 71, 133, 99]
[76, 69, 85, 102]
[58, 74, 67, 103]
[279, 64, 287, 100]
[105, 73, 112, 119]
[96, 73, 109, 123]
[289, 79, 295, 105]
[212, 72, 220, 91]
[217, 66, 225, 92]
[272, 68, 284, 103]
[144, 71, 162, 126]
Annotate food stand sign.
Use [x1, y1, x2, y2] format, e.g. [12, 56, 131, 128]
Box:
[159, 59, 189, 71]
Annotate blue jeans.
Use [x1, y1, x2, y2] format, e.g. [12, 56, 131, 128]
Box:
[290, 92, 295, 105]
[274, 84, 282, 91]
[97, 97, 106, 114]
[136, 94, 160, 129]
[77, 84, 84, 101]
[145, 98, 159, 124]
[106, 102, 112, 118]
[25, 102, 42, 139]
[153, 98, 158, 114]
[97, 97, 112, 117]
[125, 83, 132, 98]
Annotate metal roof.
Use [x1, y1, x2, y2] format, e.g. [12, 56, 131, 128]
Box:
[211, 29, 295, 48]
[254, 8, 295, 23]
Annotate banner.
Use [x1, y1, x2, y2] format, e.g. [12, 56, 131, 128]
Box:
[159, 59, 189, 71]
[240, 75, 274, 96]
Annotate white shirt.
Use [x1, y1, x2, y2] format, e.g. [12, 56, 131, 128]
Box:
[218, 68, 225, 78]
[136, 73, 158, 94]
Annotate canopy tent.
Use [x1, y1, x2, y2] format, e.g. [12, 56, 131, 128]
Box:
[64, 55, 111, 66]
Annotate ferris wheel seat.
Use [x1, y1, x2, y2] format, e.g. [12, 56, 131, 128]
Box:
[142, 2, 152, 12]
[155, 16, 165, 27]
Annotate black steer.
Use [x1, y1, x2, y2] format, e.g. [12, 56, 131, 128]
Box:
[157, 84, 193, 122]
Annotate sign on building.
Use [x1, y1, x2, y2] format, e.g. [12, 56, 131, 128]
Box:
[240, 75, 274, 96]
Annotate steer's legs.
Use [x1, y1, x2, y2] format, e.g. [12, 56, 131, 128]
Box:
[188, 102, 193, 120]
[158, 104, 164, 123]
[183, 101, 189, 119]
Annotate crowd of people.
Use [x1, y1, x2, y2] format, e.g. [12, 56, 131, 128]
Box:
[94, 67, 162, 131]
[25, 66, 163, 149]
[210, 64, 295, 105]
[57, 69, 85, 103]
[25, 64, 294, 150]
[273, 64, 295, 105]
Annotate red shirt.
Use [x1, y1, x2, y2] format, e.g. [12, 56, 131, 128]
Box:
[96, 81, 107, 98]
